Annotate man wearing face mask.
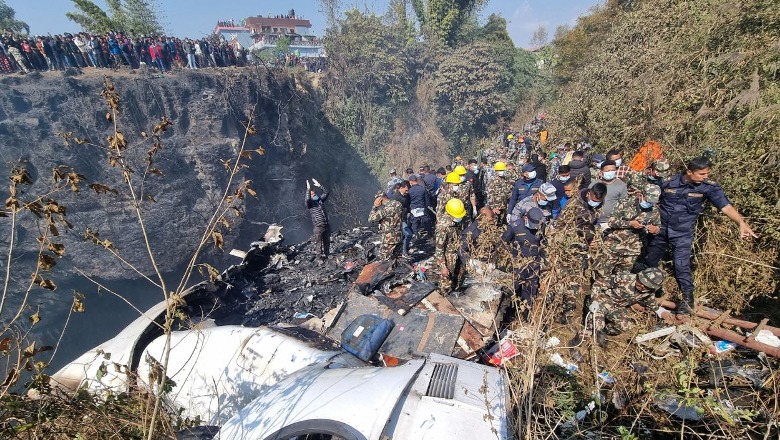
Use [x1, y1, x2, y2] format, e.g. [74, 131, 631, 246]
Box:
[508, 164, 543, 219]
[486, 162, 515, 224]
[435, 199, 469, 294]
[464, 159, 485, 210]
[638, 157, 757, 315]
[436, 172, 462, 220]
[510, 182, 557, 224]
[590, 160, 628, 226]
[502, 207, 545, 309]
[646, 158, 671, 186]
[606, 148, 632, 180]
[305, 179, 330, 259]
[551, 164, 572, 218]
[592, 185, 661, 300]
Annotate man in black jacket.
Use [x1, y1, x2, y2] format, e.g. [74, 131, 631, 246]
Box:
[305, 179, 330, 258]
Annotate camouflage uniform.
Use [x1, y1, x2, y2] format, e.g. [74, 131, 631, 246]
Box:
[368, 198, 404, 260]
[434, 213, 467, 293]
[436, 185, 456, 219]
[486, 175, 514, 222]
[592, 186, 661, 300]
[593, 268, 664, 335]
[456, 180, 476, 220]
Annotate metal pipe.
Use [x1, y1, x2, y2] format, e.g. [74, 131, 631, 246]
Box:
[657, 300, 780, 337]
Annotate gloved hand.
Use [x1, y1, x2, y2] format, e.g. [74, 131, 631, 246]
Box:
[306, 180, 311, 190]
[506, 213, 512, 224]
[312, 178, 322, 188]
[472, 206, 478, 218]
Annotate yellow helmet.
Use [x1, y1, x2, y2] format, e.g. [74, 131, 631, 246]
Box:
[445, 198, 467, 219]
[507, 134, 514, 140]
[445, 172, 461, 184]
[494, 161, 507, 171]
[454, 165, 467, 175]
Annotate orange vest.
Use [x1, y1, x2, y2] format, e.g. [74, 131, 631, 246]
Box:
[629, 140, 664, 171]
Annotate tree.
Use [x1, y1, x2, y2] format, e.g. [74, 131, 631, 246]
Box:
[411, 0, 486, 46]
[66, 0, 163, 35]
[530, 25, 548, 48]
[0, 0, 30, 34]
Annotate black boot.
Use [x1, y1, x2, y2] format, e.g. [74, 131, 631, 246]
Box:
[675, 291, 694, 315]
[595, 330, 608, 349]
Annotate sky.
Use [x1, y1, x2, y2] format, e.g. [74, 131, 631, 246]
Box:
[6, 0, 602, 49]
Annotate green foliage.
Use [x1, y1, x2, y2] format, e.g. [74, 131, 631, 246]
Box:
[411, 0, 485, 46]
[0, 0, 29, 34]
[547, 0, 780, 303]
[433, 41, 512, 149]
[323, 9, 413, 172]
[66, 0, 163, 35]
[275, 36, 291, 54]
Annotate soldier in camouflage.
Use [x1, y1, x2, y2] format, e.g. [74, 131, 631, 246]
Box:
[592, 267, 665, 341]
[454, 165, 478, 220]
[368, 190, 404, 260]
[435, 198, 468, 293]
[592, 184, 661, 299]
[486, 162, 515, 224]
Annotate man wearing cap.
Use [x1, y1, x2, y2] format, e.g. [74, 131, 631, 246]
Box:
[508, 163, 543, 218]
[589, 153, 606, 181]
[509, 182, 557, 224]
[592, 185, 661, 300]
[591, 268, 666, 346]
[638, 157, 756, 315]
[385, 168, 403, 198]
[486, 162, 514, 224]
[368, 191, 404, 260]
[502, 207, 545, 307]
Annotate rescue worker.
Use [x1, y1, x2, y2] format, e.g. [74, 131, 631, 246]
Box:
[385, 168, 402, 197]
[591, 268, 666, 347]
[639, 157, 756, 315]
[501, 207, 545, 307]
[486, 162, 514, 224]
[435, 198, 468, 294]
[460, 207, 499, 263]
[464, 159, 485, 209]
[392, 181, 412, 258]
[508, 163, 543, 220]
[368, 190, 404, 260]
[436, 172, 461, 219]
[591, 160, 628, 226]
[305, 179, 330, 258]
[453, 165, 478, 219]
[592, 185, 661, 299]
[408, 175, 432, 243]
[509, 182, 557, 223]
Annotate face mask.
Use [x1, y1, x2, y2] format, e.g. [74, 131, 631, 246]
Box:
[595, 162, 603, 169]
[460, 176, 466, 183]
[497, 171, 505, 177]
[525, 171, 537, 180]
[639, 201, 653, 209]
[312, 195, 320, 201]
[472, 167, 479, 174]
[588, 199, 602, 208]
[524, 220, 538, 232]
[559, 175, 570, 182]
[648, 175, 659, 183]
[614, 159, 623, 167]
[538, 199, 548, 206]
[602, 171, 617, 180]
[452, 185, 460, 192]
[453, 216, 463, 223]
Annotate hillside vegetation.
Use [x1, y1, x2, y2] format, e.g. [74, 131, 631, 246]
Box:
[549, 0, 780, 309]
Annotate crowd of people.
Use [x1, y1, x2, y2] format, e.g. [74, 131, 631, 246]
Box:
[306, 127, 757, 348]
[0, 31, 327, 75]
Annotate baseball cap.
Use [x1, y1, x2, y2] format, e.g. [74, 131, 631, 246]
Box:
[642, 184, 661, 204]
[637, 267, 665, 290]
[526, 208, 544, 229]
[591, 153, 606, 163]
[652, 158, 671, 177]
[389, 168, 397, 174]
[539, 183, 557, 200]
[521, 163, 536, 173]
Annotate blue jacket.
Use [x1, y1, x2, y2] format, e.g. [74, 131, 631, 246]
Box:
[659, 174, 730, 238]
[508, 178, 543, 213]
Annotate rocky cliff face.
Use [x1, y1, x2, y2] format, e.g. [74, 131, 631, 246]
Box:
[0, 68, 378, 282]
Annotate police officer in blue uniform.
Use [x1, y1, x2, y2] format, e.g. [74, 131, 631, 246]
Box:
[501, 207, 545, 307]
[641, 157, 756, 314]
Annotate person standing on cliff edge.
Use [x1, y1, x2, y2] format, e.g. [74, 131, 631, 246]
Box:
[306, 178, 330, 259]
